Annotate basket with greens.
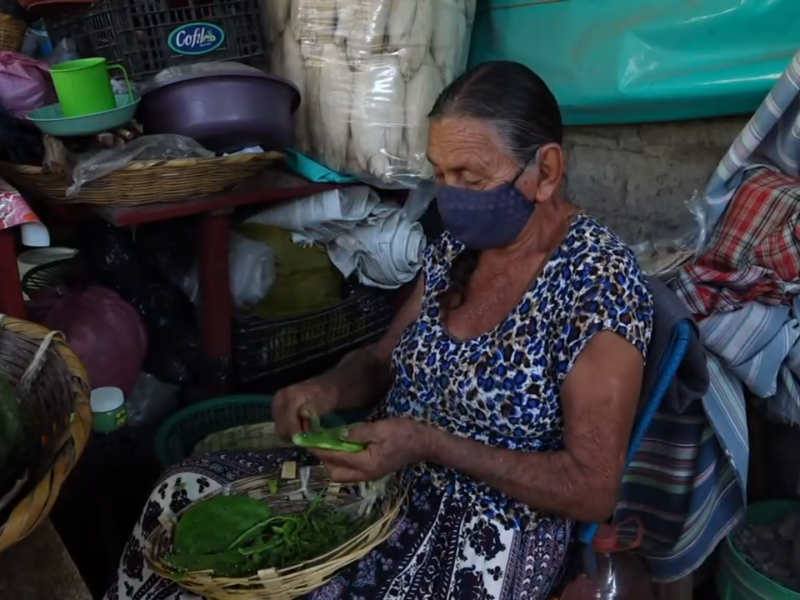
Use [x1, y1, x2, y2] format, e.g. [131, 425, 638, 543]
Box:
[145, 465, 402, 599]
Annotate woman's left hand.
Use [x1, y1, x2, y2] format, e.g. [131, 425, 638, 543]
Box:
[310, 418, 430, 483]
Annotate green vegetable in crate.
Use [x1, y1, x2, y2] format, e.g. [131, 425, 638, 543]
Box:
[166, 493, 363, 576]
[0, 373, 35, 503]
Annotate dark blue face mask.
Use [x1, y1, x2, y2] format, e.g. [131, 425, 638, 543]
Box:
[436, 162, 536, 250]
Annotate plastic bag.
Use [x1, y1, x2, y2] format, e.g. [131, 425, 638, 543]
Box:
[0, 52, 57, 119]
[124, 284, 204, 386]
[67, 134, 214, 197]
[239, 224, 343, 319]
[126, 372, 180, 429]
[45, 38, 79, 67]
[27, 286, 147, 394]
[181, 233, 276, 310]
[79, 222, 204, 386]
[264, 0, 476, 187]
[632, 191, 709, 281]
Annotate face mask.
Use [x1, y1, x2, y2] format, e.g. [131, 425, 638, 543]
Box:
[436, 162, 536, 250]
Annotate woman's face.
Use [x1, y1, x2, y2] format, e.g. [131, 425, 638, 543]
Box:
[427, 116, 522, 191]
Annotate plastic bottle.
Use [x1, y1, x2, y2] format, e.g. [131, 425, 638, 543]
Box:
[561, 522, 655, 600]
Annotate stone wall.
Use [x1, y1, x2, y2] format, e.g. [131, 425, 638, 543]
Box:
[564, 116, 749, 244]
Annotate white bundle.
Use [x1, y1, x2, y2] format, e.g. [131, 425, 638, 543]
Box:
[181, 233, 276, 310]
[246, 186, 425, 289]
[264, 0, 476, 185]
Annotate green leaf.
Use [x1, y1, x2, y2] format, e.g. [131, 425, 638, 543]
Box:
[173, 495, 272, 555]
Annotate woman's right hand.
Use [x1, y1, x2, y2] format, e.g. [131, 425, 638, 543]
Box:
[273, 378, 339, 441]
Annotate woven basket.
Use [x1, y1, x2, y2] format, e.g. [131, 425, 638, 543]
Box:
[0, 14, 25, 51]
[193, 422, 291, 455]
[146, 467, 403, 599]
[0, 316, 91, 554]
[0, 151, 283, 206]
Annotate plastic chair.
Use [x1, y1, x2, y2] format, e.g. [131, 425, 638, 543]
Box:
[579, 318, 695, 546]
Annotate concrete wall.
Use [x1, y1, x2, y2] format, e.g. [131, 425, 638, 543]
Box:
[563, 116, 749, 244]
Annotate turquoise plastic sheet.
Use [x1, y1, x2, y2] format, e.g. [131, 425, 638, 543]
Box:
[469, 0, 800, 125]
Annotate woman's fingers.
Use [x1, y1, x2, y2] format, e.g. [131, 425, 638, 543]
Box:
[273, 391, 299, 441]
[310, 448, 373, 470]
[274, 386, 328, 440]
[339, 421, 378, 443]
[308, 448, 353, 465]
[299, 405, 320, 433]
[325, 465, 368, 483]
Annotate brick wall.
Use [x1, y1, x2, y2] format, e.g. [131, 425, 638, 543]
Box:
[564, 117, 749, 243]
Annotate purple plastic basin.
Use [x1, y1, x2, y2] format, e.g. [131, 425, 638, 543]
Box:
[137, 66, 301, 154]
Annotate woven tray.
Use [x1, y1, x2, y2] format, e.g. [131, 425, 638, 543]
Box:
[0, 316, 91, 554]
[0, 151, 283, 206]
[146, 468, 403, 599]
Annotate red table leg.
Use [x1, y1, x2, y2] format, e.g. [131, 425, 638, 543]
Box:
[198, 210, 232, 395]
[0, 228, 26, 319]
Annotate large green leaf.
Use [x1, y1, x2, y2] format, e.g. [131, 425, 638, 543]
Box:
[173, 495, 273, 555]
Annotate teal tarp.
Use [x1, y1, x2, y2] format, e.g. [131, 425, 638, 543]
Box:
[469, 0, 800, 125]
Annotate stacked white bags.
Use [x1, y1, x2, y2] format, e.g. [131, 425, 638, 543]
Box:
[265, 0, 477, 185]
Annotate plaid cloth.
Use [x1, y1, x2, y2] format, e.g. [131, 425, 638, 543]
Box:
[675, 167, 800, 317]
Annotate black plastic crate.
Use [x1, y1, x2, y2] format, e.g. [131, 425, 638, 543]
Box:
[46, 0, 267, 82]
[233, 287, 394, 383]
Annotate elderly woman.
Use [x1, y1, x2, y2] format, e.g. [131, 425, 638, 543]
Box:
[107, 61, 652, 600]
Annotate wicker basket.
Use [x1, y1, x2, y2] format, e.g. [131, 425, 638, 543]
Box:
[0, 14, 26, 51]
[0, 152, 283, 206]
[193, 422, 291, 455]
[146, 467, 403, 599]
[0, 316, 91, 554]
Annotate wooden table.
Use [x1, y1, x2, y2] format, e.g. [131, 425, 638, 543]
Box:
[0, 519, 91, 600]
[0, 170, 345, 394]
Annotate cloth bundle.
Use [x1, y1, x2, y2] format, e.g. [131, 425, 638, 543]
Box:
[246, 186, 425, 288]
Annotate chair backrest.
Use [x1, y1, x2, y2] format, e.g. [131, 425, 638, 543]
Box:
[578, 319, 695, 545]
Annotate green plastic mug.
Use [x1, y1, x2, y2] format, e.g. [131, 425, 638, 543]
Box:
[50, 58, 132, 118]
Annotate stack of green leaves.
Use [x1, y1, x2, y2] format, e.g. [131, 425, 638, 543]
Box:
[0, 373, 35, 515]
[167, 490, 362, 577]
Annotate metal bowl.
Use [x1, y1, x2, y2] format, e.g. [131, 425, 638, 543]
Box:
[136, 63, 301, 154]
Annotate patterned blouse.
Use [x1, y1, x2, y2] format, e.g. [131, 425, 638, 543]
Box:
[385, 214, 654, 527]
